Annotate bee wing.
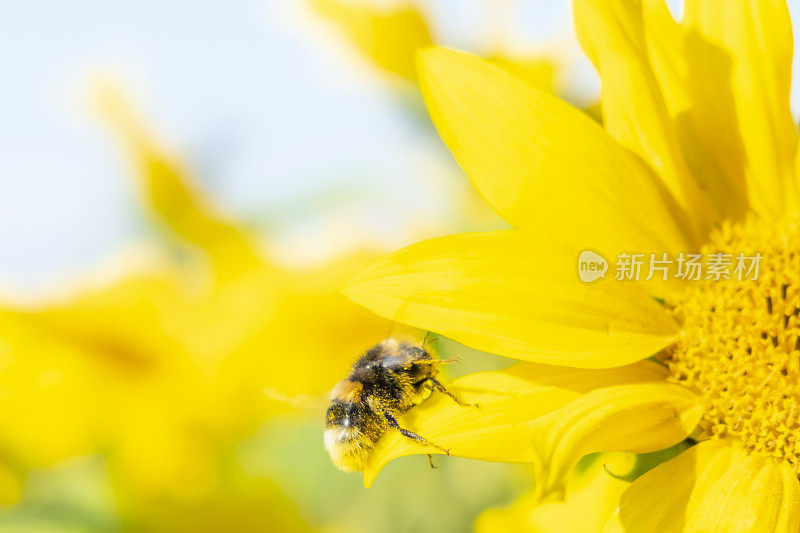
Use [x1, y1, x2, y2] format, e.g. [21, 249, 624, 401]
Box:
[262, 387, 328, 413]
[387, 321, 426, 345]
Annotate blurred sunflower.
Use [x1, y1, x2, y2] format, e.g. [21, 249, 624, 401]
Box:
[0, 83, 392, 530]
[475, 453, 633, 533]
[342, 0, 800, 529]
[309, 0, 558, 93]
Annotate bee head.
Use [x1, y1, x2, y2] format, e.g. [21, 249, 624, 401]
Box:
[378, 343, 438, 381]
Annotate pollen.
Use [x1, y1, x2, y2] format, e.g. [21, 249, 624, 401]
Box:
[664, 216, 800, 474]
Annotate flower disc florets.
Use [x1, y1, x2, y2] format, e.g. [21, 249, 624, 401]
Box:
[665, 217, 800, 473]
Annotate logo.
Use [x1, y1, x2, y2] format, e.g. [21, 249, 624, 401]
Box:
[578, 250, 608, 283]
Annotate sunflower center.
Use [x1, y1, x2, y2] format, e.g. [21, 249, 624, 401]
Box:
[664, 216, 800, 473]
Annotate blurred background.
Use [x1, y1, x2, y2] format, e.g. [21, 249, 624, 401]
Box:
[1, 0, 799, 531]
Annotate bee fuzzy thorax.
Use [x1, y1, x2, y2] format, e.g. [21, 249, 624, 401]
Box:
[324, 338, 469, 472]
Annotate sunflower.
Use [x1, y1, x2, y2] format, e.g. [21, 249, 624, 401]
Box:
[0, 83, 392, 529]
[341, 0, 800, 529]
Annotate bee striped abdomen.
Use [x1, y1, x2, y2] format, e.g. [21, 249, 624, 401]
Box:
[324, 396, 385, 472]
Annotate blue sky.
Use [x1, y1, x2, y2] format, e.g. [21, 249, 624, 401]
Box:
[0, 0, 798, 294]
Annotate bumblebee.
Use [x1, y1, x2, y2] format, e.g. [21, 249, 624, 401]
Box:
[324, 337, 474, 472]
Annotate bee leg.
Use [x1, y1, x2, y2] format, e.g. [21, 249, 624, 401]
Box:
[383, 413, 450, 455]
[426, 454, 438, 469]
[427, 377, 479, 408]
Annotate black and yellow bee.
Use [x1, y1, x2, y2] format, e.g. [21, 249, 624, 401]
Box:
[324, 337, 475, 472]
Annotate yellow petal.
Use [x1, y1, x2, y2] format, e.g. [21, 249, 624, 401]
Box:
[92, 81, 262, 280]
[619, 439, 800, 532]
[0, 308, 100, 466]
[795, 141, 800, 206]
[573, 0, 714, 239]
[311, 0, 433, 82]
[363, 360, 671, 487]
[488, 55, 557, 93]
[530, 382, 703, 501]
[602, 511, 624, 533]
[475, 453, 633, 533]
[684, 0, 798, 216]
[343, 230, 679, 368]
[642, 0, 750, 221]
[416, 47, 695, 256]
[640, 0, 690, 116]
